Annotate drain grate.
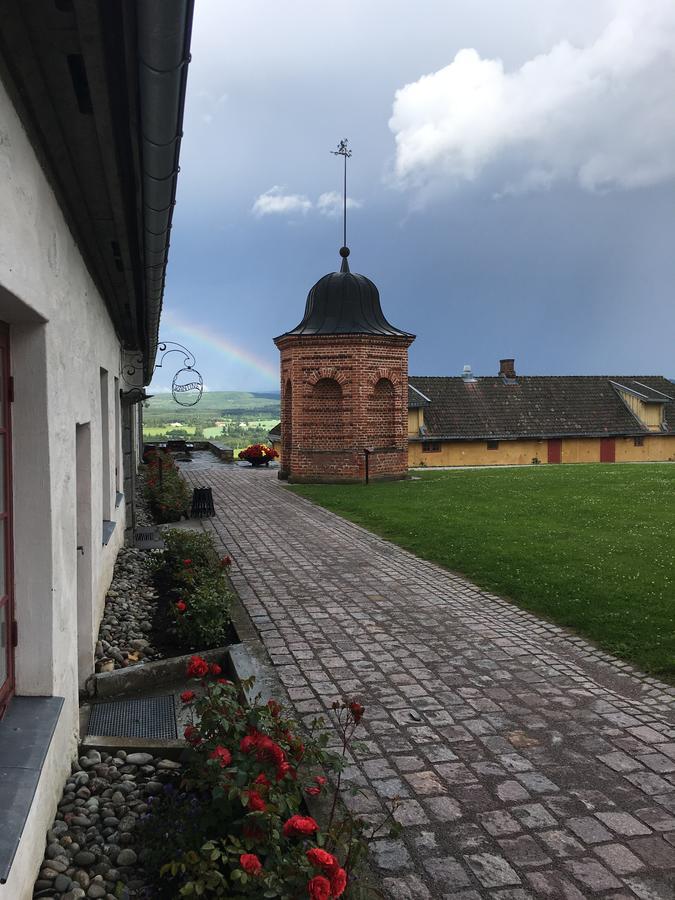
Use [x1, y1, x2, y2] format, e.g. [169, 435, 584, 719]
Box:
[87, 695, 177, 739]
[133, 526, 165, 549]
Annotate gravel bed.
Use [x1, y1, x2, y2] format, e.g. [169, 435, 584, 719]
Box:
[32, 749, 181, 899]
[94, 470, 164, 673]
[94, 548, 162, 672]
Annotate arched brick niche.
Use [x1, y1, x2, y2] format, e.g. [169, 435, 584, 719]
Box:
[307, 377, 345, 450]
[280, 378, 292, 479]
[368, 378, 396, 448]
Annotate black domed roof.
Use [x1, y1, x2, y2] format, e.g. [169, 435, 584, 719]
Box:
[276, 250, 413, 339]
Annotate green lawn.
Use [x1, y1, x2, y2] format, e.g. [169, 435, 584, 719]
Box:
[290, 465, 675, 681]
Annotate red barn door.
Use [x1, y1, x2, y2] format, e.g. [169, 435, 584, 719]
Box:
[547, 439, 562, 464]
[600, 437, 615, 462]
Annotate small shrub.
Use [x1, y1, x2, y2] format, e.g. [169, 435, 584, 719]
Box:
[144, 448, 191, 522]
[158, 530, 234, 650]
[140, 665, 391, 898]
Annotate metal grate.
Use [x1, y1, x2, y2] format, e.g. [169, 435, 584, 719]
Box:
[133, 526, 165, 549]
[87, 695, 177, 739]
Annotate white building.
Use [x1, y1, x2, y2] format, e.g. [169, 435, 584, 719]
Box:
[0, 2, 193, 895]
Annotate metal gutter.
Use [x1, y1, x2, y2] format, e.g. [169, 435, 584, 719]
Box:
[137, 0, 195, 382]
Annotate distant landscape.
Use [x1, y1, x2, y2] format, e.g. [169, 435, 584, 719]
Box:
[143, 390, 280, 449]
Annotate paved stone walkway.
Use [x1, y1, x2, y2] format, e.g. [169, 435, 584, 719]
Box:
[184, 461, 675, 899]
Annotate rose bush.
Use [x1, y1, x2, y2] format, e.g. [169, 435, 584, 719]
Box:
[144, 447, 191, 523]
[139, 663, 390, 898]
[156, 530, 234, 650]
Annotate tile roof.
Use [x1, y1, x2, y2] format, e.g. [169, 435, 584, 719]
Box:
[408, 375, 674, 440]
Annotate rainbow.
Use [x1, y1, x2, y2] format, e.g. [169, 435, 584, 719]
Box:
[162, 309, 279, 383]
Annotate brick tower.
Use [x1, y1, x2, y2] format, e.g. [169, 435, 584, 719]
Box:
[274, 246, 415, 483]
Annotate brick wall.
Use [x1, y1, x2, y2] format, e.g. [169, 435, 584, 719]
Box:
[275, 333, 414, 482]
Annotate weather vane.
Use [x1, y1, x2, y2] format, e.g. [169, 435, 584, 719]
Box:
[331, 138, 352, 255]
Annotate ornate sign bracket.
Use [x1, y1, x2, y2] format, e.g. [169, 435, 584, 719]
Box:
[122, 340, 204, 407]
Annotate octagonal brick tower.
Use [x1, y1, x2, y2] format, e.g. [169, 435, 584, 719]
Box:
[274, 247, 415, 483]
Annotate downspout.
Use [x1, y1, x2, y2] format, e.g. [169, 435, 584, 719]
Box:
[137, 0, 195, 383]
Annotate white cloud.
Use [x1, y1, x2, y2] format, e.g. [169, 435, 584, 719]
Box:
[389, 1, 675, 195]
[252, 186, 312, 216]
[316, 191, 362, 217]
[252, 187, 362, 218]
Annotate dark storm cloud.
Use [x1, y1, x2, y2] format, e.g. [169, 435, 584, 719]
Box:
[153, 0, 675, 392]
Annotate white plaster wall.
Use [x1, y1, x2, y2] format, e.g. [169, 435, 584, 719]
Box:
[0, 75, 127, 897]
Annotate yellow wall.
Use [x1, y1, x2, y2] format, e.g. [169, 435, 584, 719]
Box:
[409, 435, 675, 467]
[409, 439, 546, 467]
[561, 438, 601, 463]
[408, 408, 424, 436]
[615, 435, 675, 462]
[616, 389, 664, 431]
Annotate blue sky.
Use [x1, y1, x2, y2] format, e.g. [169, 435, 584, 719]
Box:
[151, 0, 675, 393]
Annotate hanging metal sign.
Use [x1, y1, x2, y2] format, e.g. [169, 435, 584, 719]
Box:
[121, 340, 204, 407]
[171, 365, 204, 407]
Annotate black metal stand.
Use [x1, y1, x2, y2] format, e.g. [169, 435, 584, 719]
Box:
[190, 487, 215, 517]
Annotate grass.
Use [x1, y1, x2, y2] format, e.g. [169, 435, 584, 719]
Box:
[290, 464, 675, 681]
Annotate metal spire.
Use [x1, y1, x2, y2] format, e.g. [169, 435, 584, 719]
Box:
[331, 138, 352, 270]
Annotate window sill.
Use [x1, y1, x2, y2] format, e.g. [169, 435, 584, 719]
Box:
[102, 519, 116, 546]
[0, 695, 64, 884]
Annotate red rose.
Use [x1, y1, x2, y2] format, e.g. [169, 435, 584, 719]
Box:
[276, 761, 296, 781]
[176, 600, 187, 613]
[256, 736, 285, 766]
[308, 875, 331, 900]
[240, 853, 262, 876]
[282, 815, 319, 838]
[240, 734, 258, 754]
[209, 663, 222, 676]
[315, 776, 327, 786]
[184, 724, 202, 745]
[306, 848, 338, 872]
[247, 790, 266, 812]
[267, 699, 282, 718]
[330, 868, 347, 897]
[186, 655, 209, 678]
[221, 555, 232, 567]
[182, 558, 192, 566]
[218, 678, 233, 685]
[348, 701, 365, 723]
[209, 745, 232, 767]
[254, 773, 271, 787]
[306, 786, 321, 796]
[180, 690, 195, 703]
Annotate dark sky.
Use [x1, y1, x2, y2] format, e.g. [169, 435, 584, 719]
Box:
[151, 0, 675, 393]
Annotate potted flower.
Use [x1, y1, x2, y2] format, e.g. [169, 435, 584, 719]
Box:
[238, 443, 279, 467]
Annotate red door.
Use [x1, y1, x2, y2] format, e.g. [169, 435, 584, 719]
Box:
[600, 437, 615, 463]
[0, 323, 14, 715]
[547, 439, 562, 464]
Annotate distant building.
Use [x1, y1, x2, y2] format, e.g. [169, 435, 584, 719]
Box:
[408, 359, 674, 466]
[0, 2, 192, 894]
[274, 247, 414, 482]
[269, 358, 675, 468]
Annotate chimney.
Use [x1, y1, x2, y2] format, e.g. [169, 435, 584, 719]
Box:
[462, 364, 477, 383]
[499, 358, 516, 379]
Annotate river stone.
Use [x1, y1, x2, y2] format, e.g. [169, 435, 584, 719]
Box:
[116, 848, 137, 867]
[86, 886, 106, 900]
[156, 759, 181, 770]
[54, 873, 73, 892]
[74, 850, 96, 866]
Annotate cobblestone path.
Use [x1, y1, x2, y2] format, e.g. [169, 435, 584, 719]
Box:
[185, 461, 675, 899]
